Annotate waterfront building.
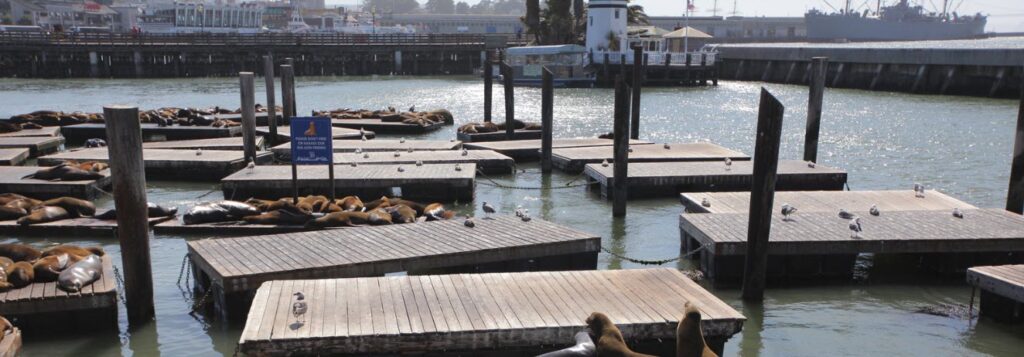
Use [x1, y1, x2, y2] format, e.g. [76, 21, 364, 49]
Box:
[137, 1, 264, 33]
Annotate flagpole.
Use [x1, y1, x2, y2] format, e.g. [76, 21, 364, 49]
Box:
[684, 1, 690, 54]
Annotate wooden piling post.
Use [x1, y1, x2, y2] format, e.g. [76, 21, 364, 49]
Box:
[263, 55, 278, 146]
[284, 58, 296, 116]
[281, 64, 295, 126]
[239, 72, 258, 164]
[501, 61, 515, 139]
[1006, 74, 1024, 214]
[484, 51, 493, 122]
[804, 57, 827, 163]
[103, 105, 154, 326]
[630, 46, 643, 140]
[612, 75, 631, 217]
[540, 67, 554, 173]
[741, 88, 785, 302]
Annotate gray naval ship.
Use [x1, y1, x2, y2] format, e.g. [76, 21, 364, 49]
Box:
[806, 0, 987, 41]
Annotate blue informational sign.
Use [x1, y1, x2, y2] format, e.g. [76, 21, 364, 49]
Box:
[289, 117, 333, 165]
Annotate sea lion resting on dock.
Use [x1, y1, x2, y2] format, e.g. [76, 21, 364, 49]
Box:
[41, 245, 105, 260]
[41, 197, 95, 217]
[242, 204, 314, 226]
[585, 312, 656, 357]
[0, 244, 41, 262]
[0, 122, 22, 133]
[367, 207, 393, 225]
[306, 211, 370, 228]
[27, 163, 105, 181]
[32, 254, 69, 282]
[423, 203, 455, 221]
[0, 193, 29, 206]
[61, 160, 109, 172]
[6, 261, 34, 288]
[58, 254, 102, 293]
[0, 199, 39, 221]
[183, 201, 260, 225]
[95, 202, 177, 220]
[336, 196, 364, 212]
[538, 331, 596, 357]
[386, 204, 420, 224]
[17, 206, 70, 226]
[0, 257, 14, 290]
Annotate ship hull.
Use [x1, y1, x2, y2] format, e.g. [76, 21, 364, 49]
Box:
[806, 15, 986, 41]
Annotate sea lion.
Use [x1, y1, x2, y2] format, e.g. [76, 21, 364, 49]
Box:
[41, 197, 96, 217]
[390, 199, 426, 215]
[538, 331, 596, 357]
[0, 193, 29, 205]
[367, 207, 393, 225]
[73, 161, 108, 172]
[677, 303, 718, 357]
[307, 211, 370, 228]
[7, 261, 34, 288]
[17, 206, 70, 225]
[41, 245, 105, 259]
[363, 196, 391, 210]
[242, 209, 314, 226]
[0, 122, 21, 133]
[182, 201, 260, 225]
[95, 202, 177, 220]
[304, 121, 317, 136]
[28, 163, 104, 181]
[0, 257, 13, 290]
[244, 198, 281, 211]
[0, 244, 41, 262]
[21, 122, 44, 130]
[0, 202, 29, 221]
[32, 253, 69, 282]
[585, 312, 656, 357]
[335, 196, 364, 212]
[386, 204, 418, 224]
[423, 203, 455, 221]
[84, 138, 107, 148]
[296, 195, 331, 213]
[58, 254, 102, 293]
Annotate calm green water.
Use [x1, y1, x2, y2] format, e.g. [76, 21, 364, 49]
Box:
[0, 76, 1021, 356]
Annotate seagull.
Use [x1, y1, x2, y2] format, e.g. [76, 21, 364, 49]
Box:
[450, 138, 456, 142]
[397, 166, 405, 172]
[914, 183, 925, 198]
[725, 157, 732, 171]
[464, 216, 475, 228]
[355, 148, 363, 154]
[869, 204, 880, 216]
[482, 202, 496, 219]
[363, 152, 370, 159]
[701, 198, 711, 207]
[350, 162, 358, 167]
[400, 137, 406, 143]
[394, 150, 401, 157]
[292, 292, 307, 324]
[515, 205, 524, 217]
[628, 147, 634, 153]
[407, 147, 413, 153]
[849, 217, 863, 239]
[601, 159, 609, 167]
[359, 127, 366, 137]
[953, 207, 964, 218]
[838, 208, 855, 220]
[246, 160, 256, 175]
[521, 213, 532, 222]
[781, 203, 797, 221]
[664, 143, 671, 149]
[455, 163, 462, 171]
[807, 161, 816, 168]
[408, 105, 415, 112]
[361, 135, 367, 141]
[416, 160, 423, 166]
[462, 149, 469, 156]
[195, 148, 203, 156]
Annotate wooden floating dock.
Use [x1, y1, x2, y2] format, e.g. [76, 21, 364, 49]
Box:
[271, 139, 462, 160]
[188, 216, 600, 318]
[331, 118, 446, 134]
[456, 129, 542, 143]
[238, 269, 745, 356]
[967, 265, 1024, 323]
[586, 160, 847, 199]
[680, 190, 977, 214]
[256, 126, 373, 143]
[0, 127, 61, 137]
[0, 216, 174, 236]
[332, 149, 515, 174]
[153, 219, 341, 236]
[680, 209, 1024, 283]
[464, 138, 653, 161]
[0, 166, 110, 199]
[0, 136, 64, 157]
[0, 256, 117, 331]
[39, 148, 273, 181]
[553, 142, 749, 173]
[221, 163, 475, 201]
[201, 112, 275, 126]
[141, 136, 265, 151]
[61, 123, 241, 144]
[0, 148, 28, 166]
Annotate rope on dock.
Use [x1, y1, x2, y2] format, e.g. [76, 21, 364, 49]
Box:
[600, 244, 707, 266]
[475, 168, 594, 190]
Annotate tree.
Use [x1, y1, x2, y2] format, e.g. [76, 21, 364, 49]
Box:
[455, 1, 470, 14]
[627, 4, 649, 25]
[521, 0, 577, 45]
[363, 0, 420, 13]
[425, 0, 456, 14]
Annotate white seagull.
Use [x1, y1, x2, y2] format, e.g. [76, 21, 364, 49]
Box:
[953, 207, 964, 218]
[455, 163, 462, 171]
[869, 204, 880, 216]
[462, 149, 469, 156]
[464, 216, 475, 228]
[701, 198, 711, 207]
[807, 161, 816, 168]
[781, 203, 797, 221]
[725, 157, 732, 171]
[394, 150, 401, 157]
[416, 160, 423, 166]
[482, 202, 496, 219]
[849, 217, 863, 239]
[400, 137, 406, 143]
[292, 292, 307, 324]
[246, 160, 256, 175]
[914, 183, 925, 198]
[601, 159, 609, 167]
[838, 208, 855, 220]
[195, 148, 203, 156]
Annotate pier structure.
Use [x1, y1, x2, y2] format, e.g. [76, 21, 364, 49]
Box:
[967, 265, 1024, 323]
[0, 166, 111, 199]
[0, 256, 118, 331]
[465, 138, 653, 161]
[39, 148, 274, 181]
[221, 163, 475, 201]
[552, 142, 749, 174]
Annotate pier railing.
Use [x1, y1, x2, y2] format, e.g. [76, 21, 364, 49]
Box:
[0, 32, 507, 47]
[591, 50, 717, 67]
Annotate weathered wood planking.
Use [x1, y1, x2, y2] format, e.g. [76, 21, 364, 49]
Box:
[189, 216, 600, 317]
[153, 219, 343, 236]
[456, 129, 542, 142]
[553, 142, 750, 173]
[332, 149, 515, 174]
[0, 166, 111, 199]
[465, 138, 655, 161]
[271, 140, 462, 160]
[256, 126, 373, 142]
[141, 137, 265, 151]
[0, 136, 63, 157]
[0, 127, 61, 137]
[0, 256, 117, 320]
[681, 190, 976, 214]
[61, 123, 241, 144]
[330, 118, 446, 134]
[0, 148, 29, 166]
[221, 163, 475, 201]
[681, 209, 1024, 256]
[237, 269, 745, 356]
[967, 265, 1024, 304]
[586, 160, 847, 199]
[38, 148, 274, 181]
[0, 216, 174, 236]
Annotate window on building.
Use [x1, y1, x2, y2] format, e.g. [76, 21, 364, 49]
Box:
[615, 10, 619, 19]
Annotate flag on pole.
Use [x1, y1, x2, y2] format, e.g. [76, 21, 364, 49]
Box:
[687, 0, 696, 11]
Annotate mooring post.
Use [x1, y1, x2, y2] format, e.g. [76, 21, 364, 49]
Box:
[540, 66, 554, 173]
[804, 57, 827, 163]
[263, 55, 278, 146]
[284, 58, 296, 116]
[281, 64, 295, 126]
[103, 105, 154, 326]
[239, 72, 258, 164]
[484, 50, 493, 122]
[1006, 75, 1024, 214]
[612, 75, 631, 217]
[740, 88, 785, 302]
[501, 61, 515, 139]
[630, 45, 643, 140]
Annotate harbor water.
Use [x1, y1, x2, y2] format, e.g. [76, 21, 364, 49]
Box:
[0, 76, 1021, 356]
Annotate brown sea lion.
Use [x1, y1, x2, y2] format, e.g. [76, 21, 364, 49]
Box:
[367, 207, 393, 225]
[586, 312, 656, 357]
[41, 197, 96, 217]
[386, 204, 418, 224]
[307, 211, 370, 228]
[363, 196, 391, 211]
[677, 303, 719, 357]
[17, 206, 70, 226]
[7, 261, 34, 288]
[0, 257, 14, 290]
[0, 193, 29, 205]
[41, 245, 105, 259]
[423, 203, 456, 221]
[336, 196, 364, 212]
[242, 209, 313, 226]
[296, 195, 330, 213]
[244, 198, 281, 211]
[0, 244, 41, 262]
[72, 161, 108, 172]
[28, 163, 104, 181]
[390, 199, 426, 215]
[0, 122, 22, 133]
[0, 204, 29, 221]
[32, 254, 69, 282]
[21, 122, 44, 130]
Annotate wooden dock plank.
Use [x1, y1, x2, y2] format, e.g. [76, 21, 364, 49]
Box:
[332, 149, 515, 174]
[0, 166, 110, 200]
[0, 215, 173, 236]
[39, 148, 272, 181]
[61, 123, 240, 144]
[456, 129, 542, 143]
[0, 127, 61, 138]
[0, 256, 117, 318]
[0, 148, 29, 166]
[330, 118, 446, 134]
[586, 160, 847, 199]
[0, 136, 63, 157]
[681, 190, 976, 214]
[256, 126, 372, 142]
[271, 139, 461, 158]
[465, 138, 654, 161]
[238, 269, 745, 355]
[967, 265, 1024, 303]
[141, 137, 265, 151]
[552, 142, 750, 173]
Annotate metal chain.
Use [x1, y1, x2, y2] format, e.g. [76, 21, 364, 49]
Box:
[600, 244, 707, 266]
[475, 168, 593, 190]
[195, 187, 220, 200]
[192, 288, 213, 312]
[176, 254, 190, 288]
[112, 265, 127, 306]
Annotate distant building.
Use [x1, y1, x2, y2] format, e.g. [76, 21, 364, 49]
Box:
[8, 0, 120, 31]
[647, 16, 806, 41]
[138, 1, 264, 33]
[378, 13, 521, 34]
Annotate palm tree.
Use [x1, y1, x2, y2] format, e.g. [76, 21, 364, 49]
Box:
[627, 4, 650, 25]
